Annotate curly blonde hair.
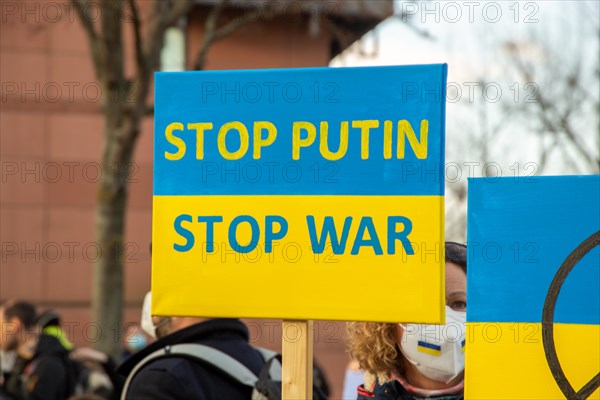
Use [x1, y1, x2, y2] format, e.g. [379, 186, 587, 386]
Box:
[346, 322, 405, 374]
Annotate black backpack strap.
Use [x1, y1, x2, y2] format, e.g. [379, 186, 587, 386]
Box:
[254, 352, 283, 400]
[254, 347, 281, 380]
[120, 344, 258, 400]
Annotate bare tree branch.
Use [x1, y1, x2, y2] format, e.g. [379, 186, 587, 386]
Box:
[535, 84, 596, 168]
[124, 1, 196, 145]
[162, 0, 195, 30]
[190, 0, 257, 70]
[509, 43, 599, 171]
[144, 1, 193, 72]
[71, 0, 105, 81]
[392, 16, 435, 40]
[128, 0, 145, 74]
[214, 13, 251, 41]
[100, 1, 125, 83]
[193, 1, 223, 70]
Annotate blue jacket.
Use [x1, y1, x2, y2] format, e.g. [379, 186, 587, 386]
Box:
[117, 319, 264, 400]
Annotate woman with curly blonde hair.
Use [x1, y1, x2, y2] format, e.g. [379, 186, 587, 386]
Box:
[347, 242, 467, 400]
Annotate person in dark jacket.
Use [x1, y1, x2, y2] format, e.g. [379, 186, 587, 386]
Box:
[117, 316, 265, 400]
[0, 300, 73, 400]
[347, 242, 467, 400]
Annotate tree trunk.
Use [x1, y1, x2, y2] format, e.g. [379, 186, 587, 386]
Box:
[93, 175, 125, 359]
[93, 109, 140, 360]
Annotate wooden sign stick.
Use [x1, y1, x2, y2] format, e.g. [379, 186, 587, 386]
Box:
[282, 320, 313, 400]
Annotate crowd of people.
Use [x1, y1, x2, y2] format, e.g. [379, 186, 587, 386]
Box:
[1, 242, 467, 400]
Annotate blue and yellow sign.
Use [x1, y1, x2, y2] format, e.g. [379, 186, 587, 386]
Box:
[152, 65, 447, 322]
[466, 176, 600, 399]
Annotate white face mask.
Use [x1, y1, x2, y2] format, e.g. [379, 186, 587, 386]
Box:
[140, 292, 156, 339]
[0, 349, 16, 373]
[399, 306, 466, 383]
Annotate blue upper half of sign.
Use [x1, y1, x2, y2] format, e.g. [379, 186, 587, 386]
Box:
[467, 175, 600, 325]
[154, 65, 447, 196]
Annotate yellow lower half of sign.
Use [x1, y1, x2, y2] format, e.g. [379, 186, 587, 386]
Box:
[152, 195, 444, 323]
[465, 322, 600, 399]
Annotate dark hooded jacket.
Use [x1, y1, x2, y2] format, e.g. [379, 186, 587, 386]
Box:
[357, 378, 463, 400]
[4, 334, 73, 400]
[117, 319, 264, 400]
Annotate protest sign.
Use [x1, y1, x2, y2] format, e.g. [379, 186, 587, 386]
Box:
[466, 175, 600, 399]
[152, 65, 447, 323]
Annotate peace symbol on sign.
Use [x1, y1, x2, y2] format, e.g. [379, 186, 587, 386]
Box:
[542, 231, 600, 400]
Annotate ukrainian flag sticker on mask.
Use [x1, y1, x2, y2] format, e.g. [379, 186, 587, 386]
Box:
[152, 65, 447, 323]
[466, 175, 600, 399]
